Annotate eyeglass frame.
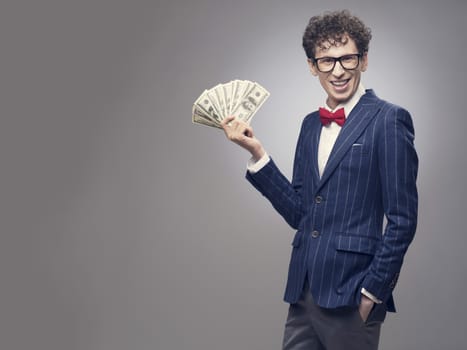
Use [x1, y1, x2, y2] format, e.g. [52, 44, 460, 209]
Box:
[310, 53, 363, 73]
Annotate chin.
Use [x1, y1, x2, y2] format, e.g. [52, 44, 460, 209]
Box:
[328, 93, 351, 106]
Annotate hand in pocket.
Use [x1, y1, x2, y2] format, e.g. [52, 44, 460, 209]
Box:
[358, 294, 375, 323]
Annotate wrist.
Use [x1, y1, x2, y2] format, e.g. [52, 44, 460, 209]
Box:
[250, 145, 265, 162]
[361, 293, 375, 305]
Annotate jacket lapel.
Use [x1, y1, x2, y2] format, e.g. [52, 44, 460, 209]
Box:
[317, 90, 382, 190]
[308, 116, 322, 185]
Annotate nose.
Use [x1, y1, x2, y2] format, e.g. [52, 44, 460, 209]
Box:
[331, 60, 345, 77]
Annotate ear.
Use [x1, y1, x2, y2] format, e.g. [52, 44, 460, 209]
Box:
[360, 52, 369, 72]
[307, 58, 319, 76]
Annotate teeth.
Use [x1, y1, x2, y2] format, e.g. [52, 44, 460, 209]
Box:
[332, 80, 348, 86]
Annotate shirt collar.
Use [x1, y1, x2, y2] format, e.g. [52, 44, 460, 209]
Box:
[325, 83, 366, 117]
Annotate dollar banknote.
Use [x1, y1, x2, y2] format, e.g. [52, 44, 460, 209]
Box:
[192, 80, 270, 129]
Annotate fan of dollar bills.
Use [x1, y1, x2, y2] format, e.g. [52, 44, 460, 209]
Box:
[192, 80, 270, 129]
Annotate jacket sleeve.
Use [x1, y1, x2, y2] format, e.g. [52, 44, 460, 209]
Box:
[245, 119, 308, 229]
[361, 106, 418, 302]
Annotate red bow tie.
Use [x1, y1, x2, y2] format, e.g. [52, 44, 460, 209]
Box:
[319, 107, 346, 126]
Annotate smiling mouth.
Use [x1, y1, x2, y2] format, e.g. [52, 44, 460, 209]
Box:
[331, 79, 350, 87]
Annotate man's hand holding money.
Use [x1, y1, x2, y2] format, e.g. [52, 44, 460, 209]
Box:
[221, 116, 265, 161]
[192, 79, 269, 160]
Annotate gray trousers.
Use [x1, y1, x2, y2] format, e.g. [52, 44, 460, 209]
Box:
[282, 282, 386, 350]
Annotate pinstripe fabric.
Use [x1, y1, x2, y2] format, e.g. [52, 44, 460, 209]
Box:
[246, 90, 418, 312]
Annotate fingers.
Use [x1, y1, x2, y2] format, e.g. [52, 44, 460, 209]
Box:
[221, 115, 236, 129]
[221, 116, 253, 141]
[220, 116, 264, 157]
[221, 116, 237, 139]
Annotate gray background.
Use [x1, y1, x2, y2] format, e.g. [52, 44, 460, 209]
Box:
[1, 0, 466, 349]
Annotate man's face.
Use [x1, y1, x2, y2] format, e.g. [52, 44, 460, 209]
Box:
[308, 36, 368, 109]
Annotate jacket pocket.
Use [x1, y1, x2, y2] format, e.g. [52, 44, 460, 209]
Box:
[335, 234, 379, 255]
[334, 234, 380, 294]
[350, 143, 370, 154]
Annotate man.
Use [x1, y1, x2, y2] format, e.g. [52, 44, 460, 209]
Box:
[221, 10, 418, 350]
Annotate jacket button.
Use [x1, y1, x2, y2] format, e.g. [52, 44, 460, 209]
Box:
[311, 230, 320, 238]
[315, 195, 323, 204]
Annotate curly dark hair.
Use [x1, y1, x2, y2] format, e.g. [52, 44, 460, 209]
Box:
[302, 10, 372, 59]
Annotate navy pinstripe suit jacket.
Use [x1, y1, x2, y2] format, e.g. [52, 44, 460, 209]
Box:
[246, 90, 418, 312]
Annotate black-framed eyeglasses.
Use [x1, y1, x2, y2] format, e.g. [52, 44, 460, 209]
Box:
[312, 53, 362, 73]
